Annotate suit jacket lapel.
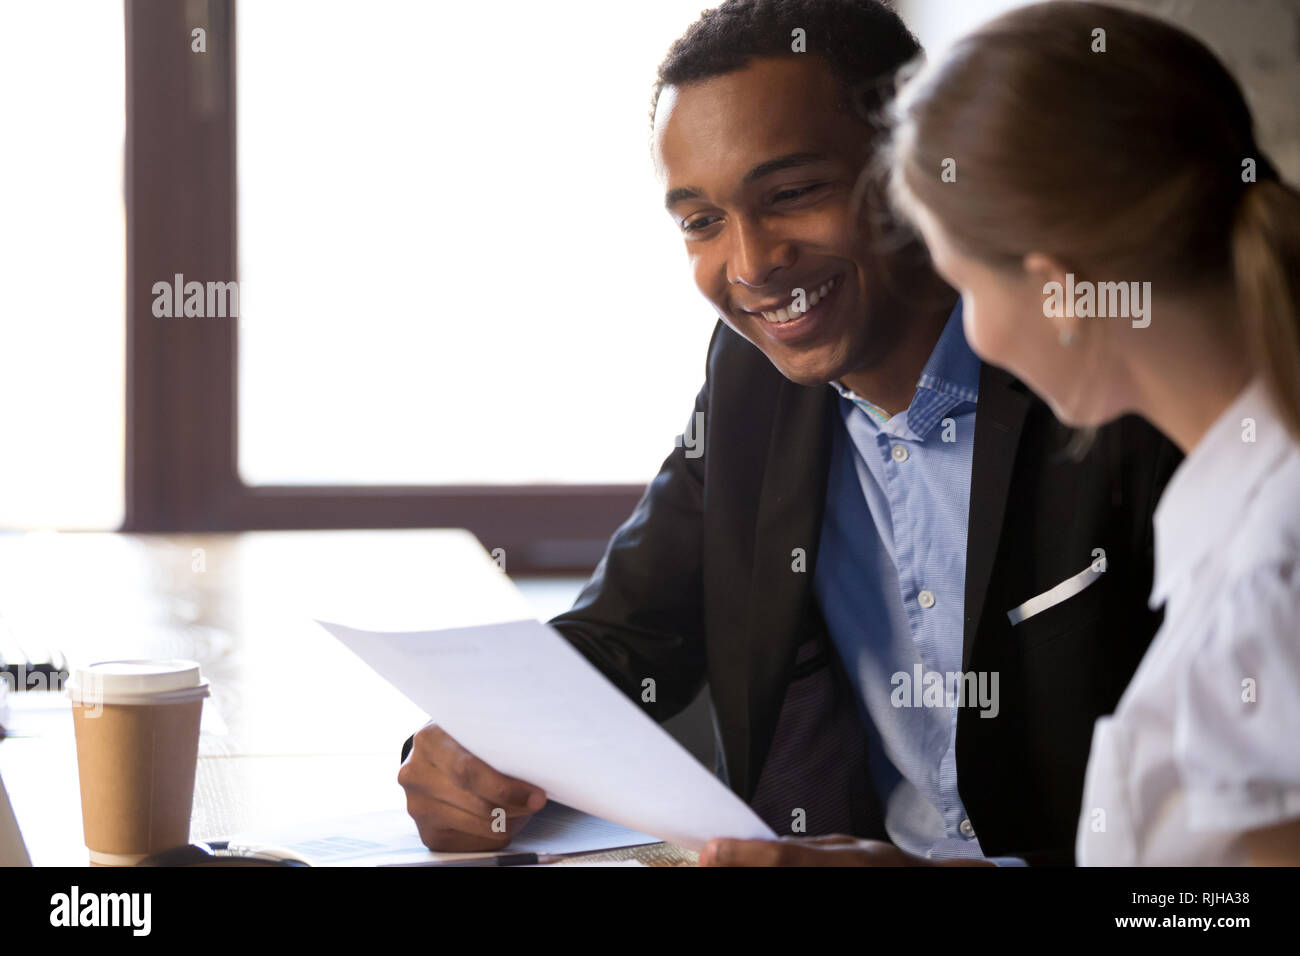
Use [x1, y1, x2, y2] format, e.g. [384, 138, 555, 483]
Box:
[730, 359, 1031, 795]
[963, 363, 1032, 671]
[740, 377, 835, 801]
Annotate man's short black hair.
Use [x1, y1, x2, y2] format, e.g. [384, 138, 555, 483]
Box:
[651, 0, 922, 128]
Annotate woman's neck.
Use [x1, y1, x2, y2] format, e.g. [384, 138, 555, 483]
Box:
[1126, 291, 1253, 454]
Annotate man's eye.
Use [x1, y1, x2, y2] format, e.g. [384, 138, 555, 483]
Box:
[773, 184, 824, 202]
[683, 215, 721, 233]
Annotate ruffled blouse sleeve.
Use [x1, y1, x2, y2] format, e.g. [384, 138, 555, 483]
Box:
[1173, 558, 1300, 832]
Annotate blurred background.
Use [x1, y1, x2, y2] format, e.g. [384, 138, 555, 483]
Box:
[1, 0, 1297, 758]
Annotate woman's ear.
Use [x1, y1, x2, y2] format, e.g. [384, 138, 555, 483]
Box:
[1024, 251, 1081, 346]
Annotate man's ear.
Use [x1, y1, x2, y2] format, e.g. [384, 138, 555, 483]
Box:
[1024, 251, 1079, 345]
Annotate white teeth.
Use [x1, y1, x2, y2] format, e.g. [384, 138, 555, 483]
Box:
[761, 277, 836, 323]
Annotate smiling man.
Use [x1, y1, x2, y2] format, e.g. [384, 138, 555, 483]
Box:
[654, 51, 952, 415]
[398, 0, 1181, 866]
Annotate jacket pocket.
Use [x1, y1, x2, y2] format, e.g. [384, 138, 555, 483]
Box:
[1007, 562, 1105, 625]
[1007, 562, 1112, 651]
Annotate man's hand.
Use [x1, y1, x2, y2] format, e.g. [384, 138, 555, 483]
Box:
[397, 721, 547, 852]
[698, 834, 996, 866]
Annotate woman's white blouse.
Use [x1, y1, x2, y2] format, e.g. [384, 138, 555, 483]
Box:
[1077, 379, 1300, 865]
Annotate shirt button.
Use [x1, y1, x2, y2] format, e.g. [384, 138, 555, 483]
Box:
[918, 589, 936, 609]
[959, 819, 976, 839]
[891, 444, 909, 462]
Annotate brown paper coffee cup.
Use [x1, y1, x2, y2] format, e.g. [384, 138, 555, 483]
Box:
[67, 661, 210, 866]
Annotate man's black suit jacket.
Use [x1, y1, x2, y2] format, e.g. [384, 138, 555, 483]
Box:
[544, 319, 1182, 866]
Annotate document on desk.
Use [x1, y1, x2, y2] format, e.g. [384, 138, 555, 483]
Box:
[318, 618, 776, 850]
[227, 802, 657, 867]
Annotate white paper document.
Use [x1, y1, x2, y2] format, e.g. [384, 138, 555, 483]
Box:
[227, 801, 657, 867]
[318, 618, 775, 850]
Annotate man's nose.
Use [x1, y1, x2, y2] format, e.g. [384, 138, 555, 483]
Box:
[726, 218, 795, 289]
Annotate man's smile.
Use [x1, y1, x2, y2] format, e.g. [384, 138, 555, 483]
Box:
[737, 272, 845, 345]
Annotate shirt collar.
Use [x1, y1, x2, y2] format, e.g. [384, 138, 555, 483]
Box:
[1150, 377, 1290, 607]
[829, 300, 979, 438]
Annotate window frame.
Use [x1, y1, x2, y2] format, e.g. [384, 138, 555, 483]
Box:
[122, 0, 643, 573]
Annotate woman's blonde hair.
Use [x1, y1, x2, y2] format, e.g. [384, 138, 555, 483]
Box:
[887, 1, 1300, 438]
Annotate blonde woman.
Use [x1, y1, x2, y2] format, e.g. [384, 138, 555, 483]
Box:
[888, 1, 1300, 864]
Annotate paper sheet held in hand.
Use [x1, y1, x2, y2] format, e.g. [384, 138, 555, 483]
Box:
[319, 618, 775, 850]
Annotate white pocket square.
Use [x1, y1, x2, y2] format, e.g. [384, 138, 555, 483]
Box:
[1007, 563, 1104, 626]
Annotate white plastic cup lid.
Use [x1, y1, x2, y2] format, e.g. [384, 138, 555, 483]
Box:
[68, 659, 210, 706]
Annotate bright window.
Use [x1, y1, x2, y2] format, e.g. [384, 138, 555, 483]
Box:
[237, 0, 716, 485]
[0, 2, 125, 529]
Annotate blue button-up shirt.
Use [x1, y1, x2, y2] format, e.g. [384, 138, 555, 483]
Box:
[813, 302, 1017, 863]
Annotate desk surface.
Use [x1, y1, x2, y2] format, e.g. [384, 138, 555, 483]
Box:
[0, 529, 538, 866]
